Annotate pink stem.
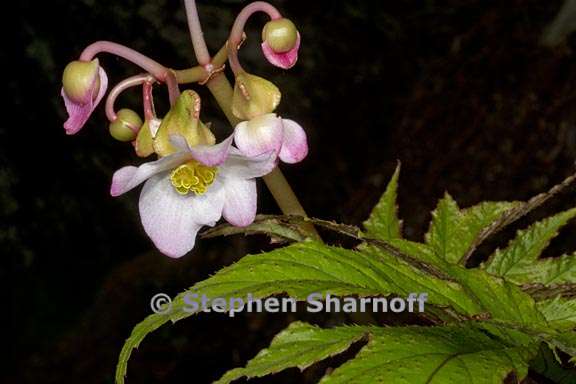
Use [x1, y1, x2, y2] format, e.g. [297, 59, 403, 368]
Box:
[80, 41, 168, 80]
[143, 81, 155, 121]
[165, 71, 180, 106]
[105, 74, 152, 122]
[228, 1, 282, 74]
[184, 0, 211, 66]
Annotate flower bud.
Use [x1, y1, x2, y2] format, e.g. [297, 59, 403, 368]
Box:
[232, 73, 281, 120]
[61, 59, 108, 135]
[262, 18, 298, 52]
[109, 109, 142, 142]
[261, 18, 300, 69]
[153, 90, 215, 157]
[62, 59, 101, 104]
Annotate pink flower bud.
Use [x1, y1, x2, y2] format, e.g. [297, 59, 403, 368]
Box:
[261, 18, 300, 69]
[61, 59, 108, 135]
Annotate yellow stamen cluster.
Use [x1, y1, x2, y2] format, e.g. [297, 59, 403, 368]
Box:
[170, 160, 217, 195]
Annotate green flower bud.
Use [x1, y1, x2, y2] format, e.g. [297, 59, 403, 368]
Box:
[262, 18, 299, 53]
[109, 109, 143, 142]
[62, 59, 101, 104]
[232, 73, 281, 120]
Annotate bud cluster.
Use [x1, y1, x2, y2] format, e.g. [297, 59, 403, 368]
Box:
[60, 2, 303, 162]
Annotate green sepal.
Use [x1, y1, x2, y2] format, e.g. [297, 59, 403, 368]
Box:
[232, 73, 281, 120]
[153, 90, 215, 156]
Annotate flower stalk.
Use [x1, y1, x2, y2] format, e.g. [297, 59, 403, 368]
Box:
[227, 2, 281, 74]
[105, 74, 151, 122]
[184, 0, 319, 239]
[80, 41, 168, 80]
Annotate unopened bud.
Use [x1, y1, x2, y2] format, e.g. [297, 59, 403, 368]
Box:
[261, 18, 300, 69]
[262, 18, 298, 53]
[109, 109, 142, 142]
[62, 59, 101, 104]
[232, 73, 281, 120]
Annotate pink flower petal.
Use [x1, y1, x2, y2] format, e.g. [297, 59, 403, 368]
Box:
[278, 119, 308, 164]
[185, 134, 234, 167]
[62, 67, 108, 135]
[220, 148, 276, 179]
[222, 177, 257, 227]
[261, 32, 300, 69]
[139, 175, 225, 258]
[110, 152, 190, 197]
[234, 114, 283, 157]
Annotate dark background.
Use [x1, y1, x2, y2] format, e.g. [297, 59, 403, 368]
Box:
[6, 0, 576, 382]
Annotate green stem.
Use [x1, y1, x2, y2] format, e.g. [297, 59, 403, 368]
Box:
[174, 43, 229, 84]
[205, 74, 240, 125]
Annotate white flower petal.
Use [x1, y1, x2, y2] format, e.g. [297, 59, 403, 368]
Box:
[222, 177, 257, 227]
[234, 114, 283, 157]
[139, 174, 225, 258]
[169, 134, 189, 152]
[278, 119, 308, 163]
[110, 152, 190, 196]
[219, 148, 276, 179]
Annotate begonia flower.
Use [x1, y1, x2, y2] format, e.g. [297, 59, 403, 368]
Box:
[110, 134, 275, 258]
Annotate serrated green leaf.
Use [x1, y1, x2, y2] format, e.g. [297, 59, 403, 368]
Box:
[459, 201, 520, 252]
[500, 253, 576, 286]
[484, 208, 576, 278]
[216, 322, 537, 384]
[363, 244, 546, 327]
[358, 245, 480, 316]
[116, 241, 485, 383]
[215, 322, 366, 384]
[426, 197, 517, 264]
[387, 238, 442, 266]
[320, 325, 536, 384]
[426, 193, 461, 263]
[454, 268, 547, 326]
[363, 164, 401, 240]
[116, 241, 390, 383]
[537, 296, 576, 330]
